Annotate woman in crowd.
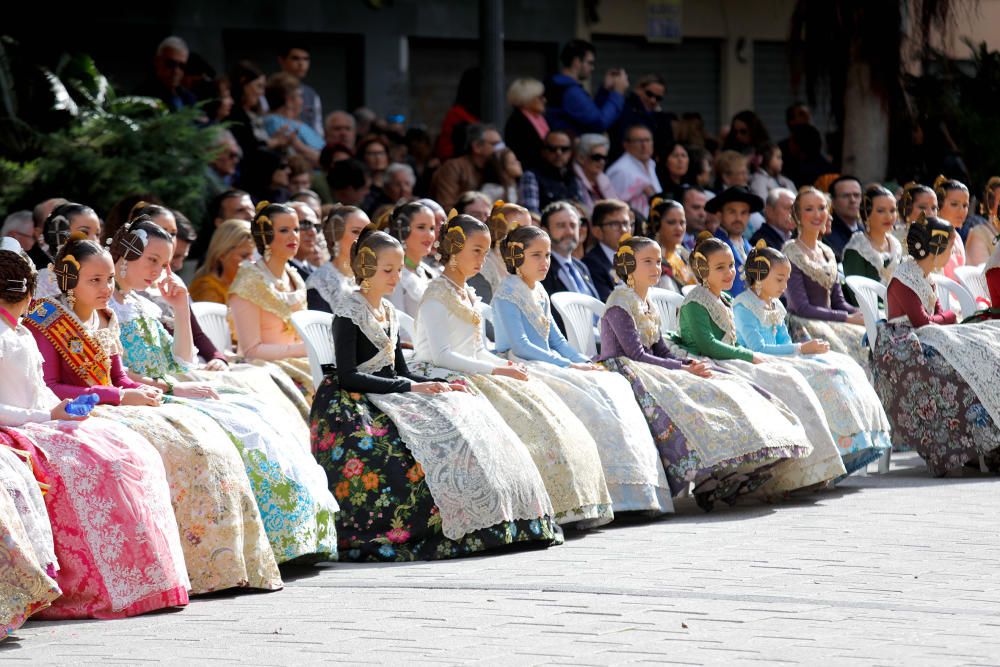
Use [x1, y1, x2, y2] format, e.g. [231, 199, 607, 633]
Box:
[262, 73, 322, 165]
[935, 176, 970, 281]
[358, 135, 391, 191]
[189, 220, 255, 303]
[225, 60, 292, 158]
[894, 182, 938, 245]
[481, 148, 523, 205]
[573, 134, 619, 217]
[871, 214, 1000, 474]
[468, 201, 530, 304]
[384, 202, 439, 319]
[783, 187, 869, 371]
[656, 142, 690, 202]
[492, 225, 673, 513]
[721, 110, 770, 156]
[594, 234, 813, 510]
[310, 228, 558, 561]
[672, 233, 846, 493]
[413, 214, 613, 527]
[965, 177, 1000, 266]
[748, 144, 795, 203]
[842, 185, 904, 306]
[733, 242, 892, 474]
[35, 202, 102, 299]
[27, 233, 285, 593]
[307, 205, 371, 313]
[454, 190, 493, 223]
[503, 77, 548, 172]
[649, 198, 696, 292]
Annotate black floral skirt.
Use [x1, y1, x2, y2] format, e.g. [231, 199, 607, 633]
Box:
[309, 378, 559, 562]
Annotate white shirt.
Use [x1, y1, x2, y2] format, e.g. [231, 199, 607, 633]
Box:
[0, 317, 59, 426]
[606, 153, 662, 217]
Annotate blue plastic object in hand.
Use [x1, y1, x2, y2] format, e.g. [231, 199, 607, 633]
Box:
[65, 393, 99, 417]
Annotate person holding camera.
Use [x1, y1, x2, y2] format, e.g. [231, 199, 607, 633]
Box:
[545, 40, 628, 136]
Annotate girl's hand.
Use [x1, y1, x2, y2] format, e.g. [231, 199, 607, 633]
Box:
[570, 362, 603, 371]
[172, 382, 220, 400]
[683, 360, 712, 378]
[493, 365, 529, 381]
[50, 398, 88, 421]
[800, 339, 830, 355]
[202, 358, 229, 372]
[411, 381, 451, 395]
[157, 267, 189, 311]
[448, 381, 471, 393]
[122, 388, 163, 406]
[846, 312, 865, 326]
[751, 353, 768, 365]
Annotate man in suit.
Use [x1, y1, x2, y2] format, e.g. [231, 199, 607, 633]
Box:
[583, 199, 633, 301]
[707, 186, 764, 297]
[823, 175, 864, 261]
[750, 187, 796, 250]
[540, 201, 600, 335]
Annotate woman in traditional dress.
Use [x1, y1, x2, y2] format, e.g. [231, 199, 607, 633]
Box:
[306, 205, 370, 313]
[34, 202, 102, 299]
[965, 177, 1000, 266]
[594, 233, 812, 510]
[649, 197, 696, 292]
[733, 242, 892, 475]
[893, 183, 938, 247]
[190, 220, 256, 304]
[936, 176, 970, 281]
[383, 202, 439, 320]
[106, 219, 338, 564]
[413, 214, 614, 527]
[28, 234, 283, 593]
[467, 201, 530, 304]
[784, 187, 869, 370]
[492, 225, 673, 514]
[843, 185, 903, 306]
[871, 214, 1000, 475]
[671, 232, 846, 493]
[0, 237, 193, 618]
[311, 229, 558, 561]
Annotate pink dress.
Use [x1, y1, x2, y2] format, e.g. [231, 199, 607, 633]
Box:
[942, 232, 966, 280]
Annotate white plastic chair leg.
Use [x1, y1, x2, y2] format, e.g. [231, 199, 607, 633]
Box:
[877, 449, 891, 474]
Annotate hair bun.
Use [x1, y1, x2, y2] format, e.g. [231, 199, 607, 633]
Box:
[695, 230, 715, 244]
[255, 200, 270, 214]
[67, 231, 89, 243]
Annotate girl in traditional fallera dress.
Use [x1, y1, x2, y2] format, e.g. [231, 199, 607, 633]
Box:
[229, 202, 315, 393]
[871, 214, 1000, 474]
[307, 205, 370, 313]
[29, 233, 283, 593]
[783, 187, 869, 371]
[843, 185, 903, 306]
[649, 197, 696, 292]
[34, 202, 102, 299]
[935, 176, 970, 281]
[383, 202, 439, 320]
[106, 219, 338, 564]
[0, 237, 193, 619]
[733, 242, 892, 474]
[310, 229, 558, 561]
[965, 177, 1000, 266]
[413, 214, 614, 526]
[492, 225, 673, 514]
[594, 233, 813, 509]
[467, 201, 530, 304]
[893, 183, 938, 247]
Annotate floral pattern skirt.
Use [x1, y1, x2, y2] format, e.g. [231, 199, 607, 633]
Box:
[871, 321, 1000, 476]
[309, 378, 559, 562]
[0, 422, 190, 620]
[788, 316, 871, 381]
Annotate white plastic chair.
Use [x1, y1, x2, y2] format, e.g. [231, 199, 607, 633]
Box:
[954, 264, 990, 306]
[681, 284, 697, 296]
[191, 301, 233, 354]
[551, 292, 604, 357]
[478, 302, 494, 343]
[647, 287, 685, 334]
[397, 311, 415, 342]
[844, 276, 885, 354]
[935, 275, 977, 319]
[290, 310, 335, 389]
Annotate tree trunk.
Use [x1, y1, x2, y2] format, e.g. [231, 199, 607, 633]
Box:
[840, 42, 890, 182]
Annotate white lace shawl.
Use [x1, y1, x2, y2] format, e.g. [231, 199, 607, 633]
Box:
[480, 249, 508, 296]
[604, 284, 661, 348]
[306, 263, 357, 312]
[732, 289, 786, 328]
[844, 232, 903, 284]
[493, 276, 550, 341]
[334, 292, 398, 374]
[683, 285, 737, 345]
[891, 257, 939, 315]
[783, 240, 839, 291]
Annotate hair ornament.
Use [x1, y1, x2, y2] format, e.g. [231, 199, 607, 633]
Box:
[5, 277, 27, 293]
[53, 254, 81, 292]
[447, 208, 459, 222]
[255, 200, 270, 214]
[357, 245, 379, 279]
[754, 239, 767, 250]
[503, 240, 525, 269]
[618, 232, 633, 246]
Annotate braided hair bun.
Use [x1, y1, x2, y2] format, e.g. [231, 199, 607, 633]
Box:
[0, 238, 37, 304]
[906, 213, 953, 260]
[690, 230, 728, 284]
[743, 240, 788, 289]
[501, 225, 548, 275]
[437, 214, 489, 264]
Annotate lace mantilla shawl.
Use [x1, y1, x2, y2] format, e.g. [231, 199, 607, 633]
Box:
[481, 250, 508, 295]
[307, 262, 357, 312]
[493, 276, 551, 342]
[604, 285, 661, 348]
[783, 240, 839, 291]
[844, 232, 902, 284]
[683, 285, 737, 345]
[892, 257, 939, 314]
[732, 289, 787, 328]
[334, 292, 398, 374]
[230, 260, 307, 323]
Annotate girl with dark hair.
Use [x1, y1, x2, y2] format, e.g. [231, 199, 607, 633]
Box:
[384, 202, 439, 319]
[733, 242, 892, 475]
[491, 226, 673, 514]
[873, 214, 1000, 474]
[310, 228, 557, 561]
[843, 185, 904, 308]
[648, 197, 695, 291]
[894, 182, 938, 247]
[35, 203, 102, 299]
[106, 217, 338, 564]
[722, 110, 770, 155]
[468, 201, 531, 304]
[935, 176, 971, 281]
[748, 144, 795, 202]
[594, 233, 813, 510]
[966, 176, 1000, 266]
[27, 233, 286, 595]
[413, 214, 614, 527]
[307, 205, 371, 313]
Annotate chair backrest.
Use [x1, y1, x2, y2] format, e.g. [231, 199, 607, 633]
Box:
[955, 264, 990, 306]
[844, 275, 885, 353]
[681, 284, 697, 296]
[647, 286, 685, 334]
[551, 291, 603, 357]
[397, 310, 415, 342]
[935, 275, 977, 318]
[290, 310, 335, 388]
[191, 301, 232, 354]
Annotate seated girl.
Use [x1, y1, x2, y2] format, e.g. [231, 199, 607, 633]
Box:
[965, 177, 1000, 266]
[935, 176, 970, 281]
[843, 185, 903, 306]
[594, 233, 815, 509]
[871, 214, 1000, 475]
[28, 233, 283, 593]
[1, 237, 192, 618]
[893, 182, 938, 247]
[492, 225, 673, 514]
[384, 202, 439, 320]
[733, 242, 892, 475]
[467, 201, 530, 304]
[783, 187, 869, 371]
[310, 229, 558, 561]
[306, 205, 370, 313]
[673, 232, 848, 492]
[649, 198, 696, 292]
[34, 202, 102, 299]
[189, 220, 256, 304]
[106, 220, 338, 564]
[413, 213, 614, 527]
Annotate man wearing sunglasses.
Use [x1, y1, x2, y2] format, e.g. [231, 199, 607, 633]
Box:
[572, 134, 620, 216]
[610, 73, 675, 163]
[519, 130, 582, 214]
[137, 36, 197, 112]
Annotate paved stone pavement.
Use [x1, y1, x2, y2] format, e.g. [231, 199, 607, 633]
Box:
[3, 452, 999, 666]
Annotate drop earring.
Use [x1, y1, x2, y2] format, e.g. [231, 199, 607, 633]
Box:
[627, 274, 635, 289]
[360, 278, 371, 293]
[66, 288, 76, 308]
[448, 256, 457, 270]
[119, 260, 127, 280]
[264, 246, 272, 262]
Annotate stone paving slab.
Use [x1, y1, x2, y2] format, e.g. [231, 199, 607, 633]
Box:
[3, 453, 1000, 666]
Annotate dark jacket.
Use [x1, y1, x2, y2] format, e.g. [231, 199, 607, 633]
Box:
[749, 223, 791, 251]
[544, 73, 624, 136]
[504, 109, 546, 171]
[823, 214, 862, 262]
[610, 91, 675, 162]
[582, 244, 618, 302]
[542, 255, 598, 334]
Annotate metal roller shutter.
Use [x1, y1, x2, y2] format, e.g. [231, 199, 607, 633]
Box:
[753, 40, 833, 148]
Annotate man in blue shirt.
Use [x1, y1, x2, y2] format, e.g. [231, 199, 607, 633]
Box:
[545, 40, 628, 136]
[707, 186, 763, 297]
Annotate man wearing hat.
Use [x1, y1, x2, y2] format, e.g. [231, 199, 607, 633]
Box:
[707, 186, 763, 296]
